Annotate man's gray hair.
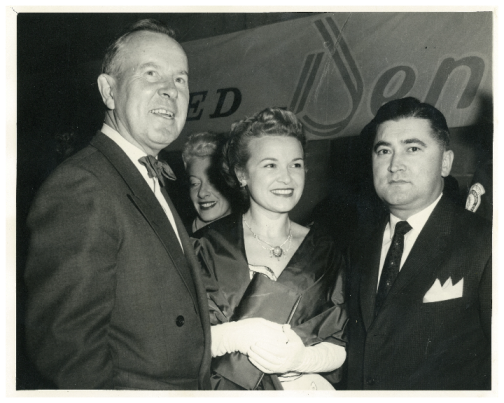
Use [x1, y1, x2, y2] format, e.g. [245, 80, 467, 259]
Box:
[101, 19, 176, 78]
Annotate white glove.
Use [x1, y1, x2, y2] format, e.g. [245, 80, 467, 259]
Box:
[248, 325, 346, 374]
[248, 324, 306, 373]
[211, 318, 288, 357]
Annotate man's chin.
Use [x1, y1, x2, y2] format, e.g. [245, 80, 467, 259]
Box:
[382, 194, 414, 209]
[148, 131, 181, 150]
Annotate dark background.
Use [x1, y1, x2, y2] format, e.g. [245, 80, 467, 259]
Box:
[16, 12, 493, 390]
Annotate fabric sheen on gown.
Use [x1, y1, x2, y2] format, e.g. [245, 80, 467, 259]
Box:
[192, 214, 347, 390]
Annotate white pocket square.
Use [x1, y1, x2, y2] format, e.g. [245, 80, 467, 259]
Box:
[423, 277, 464, 303]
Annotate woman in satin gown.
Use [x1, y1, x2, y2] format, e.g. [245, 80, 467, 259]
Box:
[192, 107, 347, 390]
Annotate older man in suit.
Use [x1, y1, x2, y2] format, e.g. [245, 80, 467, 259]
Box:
[25, 19, 287, 390]
[346, 97, 491, 390]
[24, 19, 211, 390]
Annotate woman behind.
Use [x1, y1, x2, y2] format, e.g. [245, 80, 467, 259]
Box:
[182, 132, 237, 233]
[193, 108, 347, 390]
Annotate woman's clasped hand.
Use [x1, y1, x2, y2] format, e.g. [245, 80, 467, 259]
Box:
[211, 318, 288, 357]
[248, 324, 306, 374]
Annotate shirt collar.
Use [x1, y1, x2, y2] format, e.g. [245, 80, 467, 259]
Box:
[388, 193, 443, 239]
[101, 123, 148, 163]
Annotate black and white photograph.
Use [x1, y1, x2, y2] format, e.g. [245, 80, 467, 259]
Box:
[7, 4, 498, 397]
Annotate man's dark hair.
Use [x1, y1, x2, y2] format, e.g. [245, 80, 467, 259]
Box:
[360, 97, 451, 153]
[101, 19, 177, 78]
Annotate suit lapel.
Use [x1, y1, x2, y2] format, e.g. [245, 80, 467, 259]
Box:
[359, 218, 387, 330]
[90, 132, 199, 308]
[374, 196, 453, 317]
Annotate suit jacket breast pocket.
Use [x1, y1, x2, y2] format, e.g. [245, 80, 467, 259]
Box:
[418, 297, 467, 336]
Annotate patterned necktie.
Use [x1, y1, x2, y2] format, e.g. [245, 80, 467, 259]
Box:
[375, 220, 412, 317]
[138, 155, 176, 187]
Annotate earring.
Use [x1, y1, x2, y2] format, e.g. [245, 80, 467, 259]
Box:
[240, 181, 246, 188]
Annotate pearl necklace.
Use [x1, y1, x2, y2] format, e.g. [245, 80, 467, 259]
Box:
[243, 216, 292, 260]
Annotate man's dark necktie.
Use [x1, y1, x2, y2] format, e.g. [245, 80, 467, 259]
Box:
[138, 155, 176, 187]
[375, 220, 412, 317]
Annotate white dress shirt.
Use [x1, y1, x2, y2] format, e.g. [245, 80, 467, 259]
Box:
[377, 193, 443, 288]
[101, 123, 183, 251]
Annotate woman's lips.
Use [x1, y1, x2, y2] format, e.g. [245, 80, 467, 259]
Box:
[199, 201, 217, 209]
[271, 188, 294, 196]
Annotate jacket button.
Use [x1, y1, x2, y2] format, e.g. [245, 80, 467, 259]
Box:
[176, 315, 185, 327]
[366, 377, 375, 386]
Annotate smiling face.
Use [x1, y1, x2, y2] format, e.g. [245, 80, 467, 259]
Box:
[372, 117, 454, 219]
[102, 31, 189, 155]
[238, 136, 305, 216]
[187, 156, 231, 223]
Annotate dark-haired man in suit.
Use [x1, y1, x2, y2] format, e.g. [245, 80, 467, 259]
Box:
[346, 97, 491, 390]
[24, 19, 211, 390]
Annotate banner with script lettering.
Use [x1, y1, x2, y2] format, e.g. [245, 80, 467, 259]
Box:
[172, 12, 491, 147]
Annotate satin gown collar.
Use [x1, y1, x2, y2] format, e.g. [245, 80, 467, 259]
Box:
[237, 216, 315, 289]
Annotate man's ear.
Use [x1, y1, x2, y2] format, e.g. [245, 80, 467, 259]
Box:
[97, 74, 116, 110]
[441, 149, 454, 177]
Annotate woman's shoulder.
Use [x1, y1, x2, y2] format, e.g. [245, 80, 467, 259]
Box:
[192, 213, 241, 240]
[291, 221, 309, 235]
[292, 220, 336, 247]
[290, 221, 309, 244]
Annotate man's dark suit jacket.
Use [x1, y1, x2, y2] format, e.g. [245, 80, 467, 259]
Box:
[347, 195, 491, 390]
[24, 132, 212, 389]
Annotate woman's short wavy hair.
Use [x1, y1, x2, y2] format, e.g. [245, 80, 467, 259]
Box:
[182, 131, 226, 167]
[222, 107, 306, 208]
